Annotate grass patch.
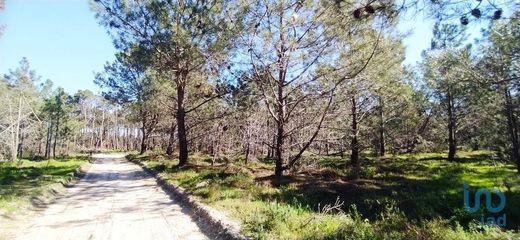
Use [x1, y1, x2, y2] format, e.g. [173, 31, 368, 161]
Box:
[128, 151, 520, 239]
[0, 157, 89, 213]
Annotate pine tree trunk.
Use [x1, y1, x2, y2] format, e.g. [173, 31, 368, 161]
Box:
[10, 97, 22, 161]
[89, 116, 95, 150]
[176, 77, 189, 167]
[274, 14, 286, 178]
[45, 122, 52, 159]
[114, 112, 119, 149]
[18, 127, 24, 159]
[504, 88, 520, 173]
[139, 126, 147, 155]
[38, 137, 42, 155]
[100, 110, 105, 149]
[244, 128, 251, 164]
[274, 67, 285, 178]
[53, 113, 60, 159]
[166, 120, 176, 156]
[212, 133, 220, 166]
[266, 118, 272, 158]
[350, 95, 359, 170]
[177, 109, 188, 166]
[245, 141, 250, 164]
[275, 117, 284, 177]
[446, 89, 456, 161]
[126, 126, 130, 151]
[378, 99, 385, 157]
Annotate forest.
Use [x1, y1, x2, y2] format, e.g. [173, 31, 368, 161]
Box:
[1, 0, 520, 239]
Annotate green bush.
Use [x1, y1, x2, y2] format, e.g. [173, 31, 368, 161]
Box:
[138, 152, 520, 239]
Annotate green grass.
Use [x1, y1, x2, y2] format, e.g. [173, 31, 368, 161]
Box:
[129, 151, 520, 239]
[0, 157, 89, 213]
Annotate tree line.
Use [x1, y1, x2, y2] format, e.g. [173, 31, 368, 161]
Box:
[0, 59, 147, 160]
[0, 0, 518, 177]
[90, 0, 519, 176]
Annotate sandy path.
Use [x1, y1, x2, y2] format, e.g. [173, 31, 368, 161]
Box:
[16, 154, 209, 240]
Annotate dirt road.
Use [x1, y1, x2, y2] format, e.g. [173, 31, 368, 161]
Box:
[16, 154, 209, 240]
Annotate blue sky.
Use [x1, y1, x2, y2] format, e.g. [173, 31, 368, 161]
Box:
[0, 0, 481, 94]
[0, 0, 115, 93]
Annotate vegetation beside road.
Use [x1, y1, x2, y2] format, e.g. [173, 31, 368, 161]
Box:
[130, 151, 520, 239]
[0, 156, 89, 214]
